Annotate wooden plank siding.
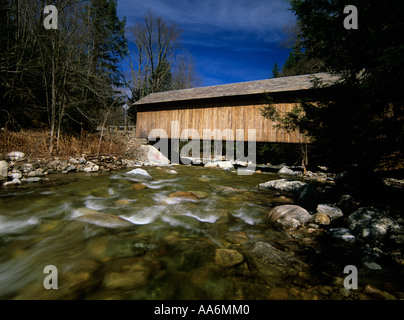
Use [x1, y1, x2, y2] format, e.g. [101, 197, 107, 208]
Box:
[135, 102, 304, 143]
[133, 73, 340, 143]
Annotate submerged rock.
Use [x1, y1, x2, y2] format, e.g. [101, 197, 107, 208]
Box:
[267, 205, 312, 230]
[244, 241, 307, 283]
[103, 264, 150, 289]
[169, 191, 200, 201]
[214, 249, 244, 268]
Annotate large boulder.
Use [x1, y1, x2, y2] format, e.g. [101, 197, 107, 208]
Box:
[135, 145, 170, 165]
[267, 205, 312, 230]
[258, 179, 306, 192]
[347, 207, 400, 246]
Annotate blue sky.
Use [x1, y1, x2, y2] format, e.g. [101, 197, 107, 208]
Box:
[116, 0, 296, 87]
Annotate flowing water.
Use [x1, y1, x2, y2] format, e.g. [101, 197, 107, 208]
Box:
[0, 165, 402, 300]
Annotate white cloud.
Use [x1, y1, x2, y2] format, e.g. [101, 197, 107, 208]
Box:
[118, 0, 295, 39]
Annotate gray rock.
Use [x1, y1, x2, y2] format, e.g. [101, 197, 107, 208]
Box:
[21, 163, 34, 173]
[317, 204, 344, 221]
[267, 205, 312, 230]
[347, 207, 400, 246]
[27, 170, 45, 177]
[21, 177, 42, 183]
[258, 179, 306, 192]
[65, 165, 76, 172]
[82, 161, 99, 172]
[7, 151, 25, 161]
[0, 160, 8, 180]
[69, 158, 80, 165]
[217, 161, 234, 170]
[3, 178, 21, 187]
[126, 168, 152, 180]
[8, 171, 22, 180]
[328, 228, 356, 243]
[278, 166, 300, 175]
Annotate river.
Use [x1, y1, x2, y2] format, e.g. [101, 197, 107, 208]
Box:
[0, 165, 402, 299]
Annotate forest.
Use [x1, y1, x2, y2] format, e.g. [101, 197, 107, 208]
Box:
[0, 0, 199, 155]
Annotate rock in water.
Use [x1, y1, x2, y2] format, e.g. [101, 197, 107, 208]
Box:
[267, 205, 312, 230]
[258, 179, 306, 192]
[169, 191, 200, 201]
[244, 241, 307, 284]
[74, 213, 135, 229]
[126, 168, 152, 180]
[214, 249, 244, 267]
[316, 204, 343, 221]
[278, 166, 299, 175]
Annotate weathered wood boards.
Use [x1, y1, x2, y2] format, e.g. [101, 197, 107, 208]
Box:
[135, 102, 303, 143]
[134, 73, 339, 143]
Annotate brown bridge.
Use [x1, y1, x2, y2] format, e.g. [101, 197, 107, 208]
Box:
[133, 73, 338, 143]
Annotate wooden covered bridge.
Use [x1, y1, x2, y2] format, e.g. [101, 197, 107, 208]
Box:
[133, 73, 338, 143]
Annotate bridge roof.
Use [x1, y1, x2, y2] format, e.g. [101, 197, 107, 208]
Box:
[133, 72, 339, 106]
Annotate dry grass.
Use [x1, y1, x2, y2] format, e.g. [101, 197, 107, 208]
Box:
[0, 130, 127, 159]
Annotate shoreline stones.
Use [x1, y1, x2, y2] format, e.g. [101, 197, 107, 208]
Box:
[0, 152, 148, 187]
[347, 207, 400, 246]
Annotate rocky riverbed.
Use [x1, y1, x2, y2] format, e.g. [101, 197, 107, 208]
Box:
[0, 149, 403, 300]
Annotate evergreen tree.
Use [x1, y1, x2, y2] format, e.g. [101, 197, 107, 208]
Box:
[277, 0, 404, 172]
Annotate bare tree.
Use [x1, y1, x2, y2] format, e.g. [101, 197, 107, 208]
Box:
[171, 49, 202, 90]
[126, 10, 200, 101]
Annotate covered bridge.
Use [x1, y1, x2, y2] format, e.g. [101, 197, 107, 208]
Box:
[133, 73, 338, 143]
